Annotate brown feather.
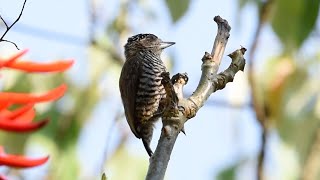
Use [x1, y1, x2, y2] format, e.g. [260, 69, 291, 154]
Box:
[119, 56, 141, 138]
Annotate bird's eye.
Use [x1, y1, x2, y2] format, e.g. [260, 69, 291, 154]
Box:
[140, 35, 146, 39]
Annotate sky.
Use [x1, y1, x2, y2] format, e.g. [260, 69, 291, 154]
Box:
[0, 0, 310, 179]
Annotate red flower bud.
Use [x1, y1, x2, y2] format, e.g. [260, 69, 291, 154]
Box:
[0, 147, 49, 168]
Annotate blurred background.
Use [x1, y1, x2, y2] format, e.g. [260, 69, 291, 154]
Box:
[0, 0, 319, 179]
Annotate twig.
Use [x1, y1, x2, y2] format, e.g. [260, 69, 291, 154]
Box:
[87, 0, 97, 45]
[257, 127, 267, 180]
[0, 16, 9, 28]
[0, 0, 27, 49]
[146, 16, 246, 180]
[1, 39, 19, 49]
[247, 1, 274, 180]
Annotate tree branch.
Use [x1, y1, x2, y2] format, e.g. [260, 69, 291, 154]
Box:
[1, 39, 20, 49]
[188, 16, 231, 112]
[0, 16, 9, 28]
[0, 0, 27, 49]
[247, 1, 274, 179]
[146, 16, 246, 180]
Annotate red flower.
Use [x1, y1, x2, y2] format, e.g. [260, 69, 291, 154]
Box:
[0, 50, 73, 177]
[0, 49, 73, 72]
[0, 84, 67, 104]
[0, 146, 49, 168]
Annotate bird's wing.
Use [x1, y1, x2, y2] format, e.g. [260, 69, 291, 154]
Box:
[119, 57, 141, 138]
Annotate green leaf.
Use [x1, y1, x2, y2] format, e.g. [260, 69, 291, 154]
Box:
[216, 161, 244, 180]
[216, 166, 236, 180]
[165, 0, 190, 23]
[271, 0, 320, 52]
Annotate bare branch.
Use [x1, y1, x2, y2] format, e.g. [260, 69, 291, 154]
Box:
[212, 47, 246, 92]
[1, 39, 19, 50]
[247, 1, 275, 179]
[188, 16, 231, 112]
[0, 15, 9, 28]
[146, 73, 187, 180]
[146, 16, 246, 180]
[171, 73, 188, 99]
[0, 0, 27, 49]
[87, 0, 97, 45]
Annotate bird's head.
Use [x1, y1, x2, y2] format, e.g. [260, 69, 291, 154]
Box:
[124, 33, 175, 58]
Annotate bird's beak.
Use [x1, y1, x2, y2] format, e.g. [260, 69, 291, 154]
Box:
[160, 41, 175, 49]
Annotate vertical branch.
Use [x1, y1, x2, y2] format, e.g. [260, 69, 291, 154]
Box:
[0, 0, 27, 49]
[146, 16, 246, 180]
[87, 0, 97, 45]
[146, 72, 184, 180]
[257, 127, 267, 180]
[247, 1, 274, 180]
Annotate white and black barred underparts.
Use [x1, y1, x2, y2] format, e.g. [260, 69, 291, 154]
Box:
[135, 51, 166, 121]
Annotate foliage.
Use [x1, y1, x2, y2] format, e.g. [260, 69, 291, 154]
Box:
[216, 164, 238, 180]
[240, 0, 320, 53]
[217, 0, 320, 179]
[165, 0, 191, 23]
[271, 0, 320, 53]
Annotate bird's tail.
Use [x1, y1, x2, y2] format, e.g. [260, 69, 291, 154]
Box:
[140, 123, 154, 157]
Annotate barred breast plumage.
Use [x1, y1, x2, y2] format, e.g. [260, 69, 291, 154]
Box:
[136, 51, 166, 120]
[119, 33, 175, 156]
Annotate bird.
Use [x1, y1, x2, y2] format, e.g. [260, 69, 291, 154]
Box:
[119, 33, 175, 157]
